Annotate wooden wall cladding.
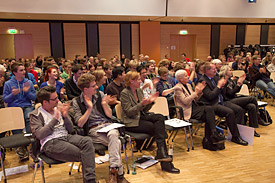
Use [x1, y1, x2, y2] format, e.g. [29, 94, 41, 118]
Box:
[131, 24, 139, 59]
[160, 24, 211, 61]
[98, 23, 120, 60]
[219, 25, 236, 55]
[268, 25, 275, 44]
[63, 23, 86, 61]
[0, 22, 50, 59]
[245, 25, 261, 45]
[0, 34, 15, 59]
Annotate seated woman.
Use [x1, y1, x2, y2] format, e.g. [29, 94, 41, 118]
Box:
[91, 69, 107, 93]
[40, 66, 65, 101]
[174, 70, 226, 145]
[219, 65, 270, 137]
[120, 71, 180, 174]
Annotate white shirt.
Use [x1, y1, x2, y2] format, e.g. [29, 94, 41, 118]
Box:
[39, 106, 68, 150]
[140, 79, 156, 99]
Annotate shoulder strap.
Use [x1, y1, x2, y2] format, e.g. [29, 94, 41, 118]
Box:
[75, 96, 89, 136]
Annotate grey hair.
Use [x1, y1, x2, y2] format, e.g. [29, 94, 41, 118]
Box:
[219, 65, 230, 78]
[0, 64, 6, 72]
[175, 69, 187, 81]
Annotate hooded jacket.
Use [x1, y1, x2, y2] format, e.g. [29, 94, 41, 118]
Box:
[3, 77, 36, 107]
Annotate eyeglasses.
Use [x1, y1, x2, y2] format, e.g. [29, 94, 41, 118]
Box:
[49, 96, 58, 101]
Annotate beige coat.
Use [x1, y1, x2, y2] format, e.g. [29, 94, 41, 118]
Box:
[174, 83, 202, 120]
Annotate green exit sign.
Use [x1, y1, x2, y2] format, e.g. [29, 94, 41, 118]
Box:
[8, 29, 17, 34]
[179, 30, 188, 35]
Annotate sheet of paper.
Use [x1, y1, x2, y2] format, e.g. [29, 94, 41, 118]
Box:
[165, 118, 192, 128]
[227, 124, 254, 145]
[136, 156, 158, 170]
[257, 101, 267, 106]
[97, 123, 125, 133]
[95, 154, 109, 164]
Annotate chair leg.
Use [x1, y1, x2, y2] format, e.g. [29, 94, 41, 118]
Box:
[139, 139, 148, 152]
[78, 162, 82, 172]
[39, 158, 45, 183]
[69, 162, 74, 175]
[0, 148, 7, 183]
[188, 126, 194, 150]
[183, 127, 190, 152]
[32, 162, 38, 183]
[145, 137, 154, 149]
[171, 130, 179, 142]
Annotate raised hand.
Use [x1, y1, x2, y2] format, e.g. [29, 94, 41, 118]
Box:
[152, 77, 160, 86]
[102, 95, 111, 105]
[195, 81, 206, 94]
[23, 81, 31, 93]
[237, 74, 246, 85]
[83, 94, 93, 109]
[108, 95, 119, 105]
[217, 77, 227, 88]
[59, 103, 70, 118]
[11, 86, 20, 95]
[148, 92, 159, 103]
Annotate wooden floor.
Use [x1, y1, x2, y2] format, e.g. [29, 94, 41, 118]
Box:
[2, 105, 275, 183]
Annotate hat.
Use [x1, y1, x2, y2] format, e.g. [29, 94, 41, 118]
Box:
[212, 59, 222, 64]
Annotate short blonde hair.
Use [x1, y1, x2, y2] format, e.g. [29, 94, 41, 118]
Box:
[92, 69, 105, 82]
[158, 66, 169, 76]
[128, 60, 138, 68]
[124, 71, 140, 87]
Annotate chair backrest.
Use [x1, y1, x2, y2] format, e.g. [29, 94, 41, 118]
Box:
[0, 107, 25, 133]
[115, 103, 122, 120]
[232, 70, 245, 77]
[270, 72, 275, 82]
[236, 84, 250, 96]
[149, 97, 169, 117]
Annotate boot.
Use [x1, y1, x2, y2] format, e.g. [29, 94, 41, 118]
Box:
[109, 167, 118, 183]
[161, 161, 180, 174]
[117, 173, 130, 183]
[155, 145, 172, 162]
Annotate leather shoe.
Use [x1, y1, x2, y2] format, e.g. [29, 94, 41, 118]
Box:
[210, 131, 226, 144]
[161, 162, 180, 174]
[254, 131, 260, 137]
[258, 118, 270, 126]
[231, 136, 248, 146]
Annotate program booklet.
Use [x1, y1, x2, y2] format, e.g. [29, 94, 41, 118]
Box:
[135, 156, 158, 170]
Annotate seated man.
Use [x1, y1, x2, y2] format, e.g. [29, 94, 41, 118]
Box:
[72, 74, 129, 183]
[30, 86, 96, 183]
[64, 64, 83, 100]
[3, 62, 36, 160]
[174, 70, 226, 145]
[249, 55, 275, 99]
[198, 62, 248, 146]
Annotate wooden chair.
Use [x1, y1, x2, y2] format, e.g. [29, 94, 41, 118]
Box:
[232, 70, 245, 77]
[149, 97, 194, 151]
[0, 107, 32, 183]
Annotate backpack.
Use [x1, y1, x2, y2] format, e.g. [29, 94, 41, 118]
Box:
[202, 137, 225, 151]
[259, 109, 273, 124]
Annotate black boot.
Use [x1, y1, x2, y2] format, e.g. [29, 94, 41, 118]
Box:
[155, 145, 172, 162]
[161, 161, 180, 174]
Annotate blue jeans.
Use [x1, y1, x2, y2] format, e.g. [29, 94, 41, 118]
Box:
[256, 80, 275, 98]
[21, 106, 33, 133]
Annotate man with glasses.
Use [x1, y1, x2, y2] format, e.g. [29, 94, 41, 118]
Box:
[198, 62, 248, 146]
[72, 74, 129, 183]
[30, 86, 96, 183]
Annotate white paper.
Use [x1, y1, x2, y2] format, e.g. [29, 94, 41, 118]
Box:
[95, 154, 109, 164]
[165, 118, 192, 128]
[136, 156, 158, 170]
[96, 123, 125, 133]
[257, 101, 267, 106]
[0, 165, 28, 181]
[68, 163, 79, 169]
[227, 124, 254, 145]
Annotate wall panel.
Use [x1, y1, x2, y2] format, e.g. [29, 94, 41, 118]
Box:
[0, 34, 15, 59]
[219, 25, 236, 55]
[98, 24, 120, 59]
[0, 22, 50, 59]
[161, 24, 211, 61]
[131, 24, 139, 59]
[245, 25, 261, 45]
[268, 25, 275, 44]
[63, 23, 86, 60]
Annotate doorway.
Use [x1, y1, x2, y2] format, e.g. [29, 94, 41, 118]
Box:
[170, 34, 196, 62]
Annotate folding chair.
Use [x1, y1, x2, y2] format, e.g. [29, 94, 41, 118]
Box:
[149, 97, 194, 151]
[0, 107, 32, 183]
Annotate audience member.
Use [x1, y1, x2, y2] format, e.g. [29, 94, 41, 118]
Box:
[64, 64, 83, 100]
